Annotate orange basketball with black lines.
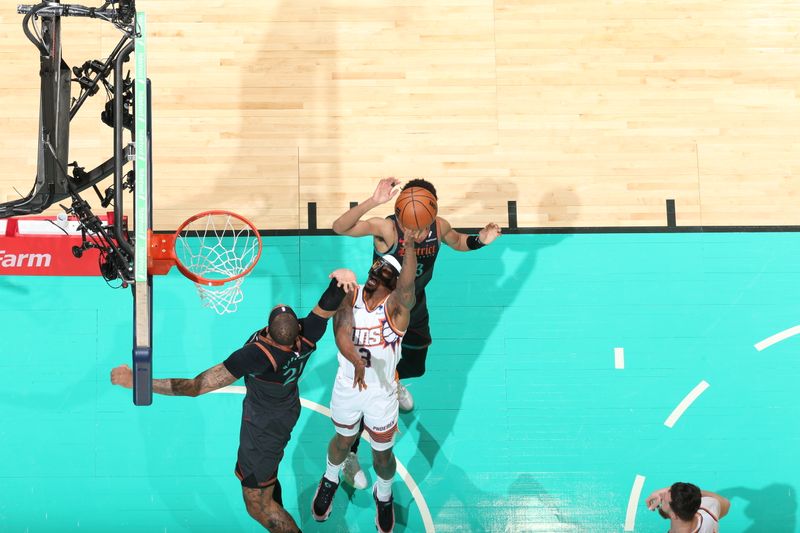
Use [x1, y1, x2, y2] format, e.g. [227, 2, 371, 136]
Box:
[394, 187, 438, 230]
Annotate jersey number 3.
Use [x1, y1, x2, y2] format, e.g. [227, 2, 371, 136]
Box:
[358, 347, 372, 368]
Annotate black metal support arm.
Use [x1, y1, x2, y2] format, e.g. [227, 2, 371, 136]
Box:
[0, 2, 136, 220]
[70, 35, 128, 120]
[113, 40, 136, 260]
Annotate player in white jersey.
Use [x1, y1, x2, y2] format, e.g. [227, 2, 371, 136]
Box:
[311, 229, 420, 533]
[646, 482, 731, 532]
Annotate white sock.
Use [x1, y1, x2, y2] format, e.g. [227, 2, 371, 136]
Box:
[324, 456, 344, 483]
[375, 475, 393, 502]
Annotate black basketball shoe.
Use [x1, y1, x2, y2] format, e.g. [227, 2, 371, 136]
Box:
[373, 484, 395, 533]
[311, 476, 339, 522]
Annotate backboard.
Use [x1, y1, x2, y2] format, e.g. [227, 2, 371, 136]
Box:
[132, 12, 152, 406]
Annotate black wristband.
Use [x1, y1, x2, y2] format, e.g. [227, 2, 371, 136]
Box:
[466, 235, 485, 250]
[318, 277, 346, 311]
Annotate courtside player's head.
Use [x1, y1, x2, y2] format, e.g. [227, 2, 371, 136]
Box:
[402, 178, 437, 200]
[657, 482, 701, 521]
[365, 256, 402, 295]
[268, 304, 300, 346]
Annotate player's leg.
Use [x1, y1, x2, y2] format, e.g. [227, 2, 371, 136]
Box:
[236, 398, 301, 531]
[397, 294, 432, 379]
[328, 431, 359, 472]
[237, 459, 299, 531]
[313, 377, 362, 521]
[272, 478, 283, 506]
[371, 446, 397, 533]
[312, 430, 358, 521]
[343, 417, 368, 489]
[364, 391, 399, 532]
[242, 483, 301, 533]
[397, 344, 429, 378]
[396, 299, 432, 410]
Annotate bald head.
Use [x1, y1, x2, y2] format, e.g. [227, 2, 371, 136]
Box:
[268, 305, 300, 346]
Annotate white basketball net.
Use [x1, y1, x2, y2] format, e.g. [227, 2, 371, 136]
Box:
[175, 213, 261, 315]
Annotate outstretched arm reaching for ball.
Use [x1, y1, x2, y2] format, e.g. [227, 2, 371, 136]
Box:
[386, 229, 421, 331]
[438, 217, 501, 251]
[331, 178, 398, 247]
[310, 268, 359, 320]
[111, 363, 237, 397]
[297, 268, 359, 345]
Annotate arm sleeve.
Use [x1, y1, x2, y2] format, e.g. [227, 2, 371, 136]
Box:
[317, 277, 347, 312]
[222, 345, 268, 379]
[300, 312, 329, 344]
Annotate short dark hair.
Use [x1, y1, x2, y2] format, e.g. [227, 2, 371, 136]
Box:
[402, 178, 437, 199]
[269, 313, 300, 345]
[670, 482, 701, 521]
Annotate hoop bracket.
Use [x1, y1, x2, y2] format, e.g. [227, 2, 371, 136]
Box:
[147, 230, 175, 276]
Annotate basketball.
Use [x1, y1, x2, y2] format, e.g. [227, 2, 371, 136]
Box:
[394, 187, 438, 230]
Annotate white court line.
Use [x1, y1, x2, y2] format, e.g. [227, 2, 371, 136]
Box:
[211, 386, 247, 395]
[211, 386, 436, 532]
[624, 474, 646, 531]
[614, 347, 625, 369]
[664, 380, 710, 428]
[754, 325, 800, 351]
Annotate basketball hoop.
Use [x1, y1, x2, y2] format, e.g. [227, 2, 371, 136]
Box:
[149, 210, 262, 314]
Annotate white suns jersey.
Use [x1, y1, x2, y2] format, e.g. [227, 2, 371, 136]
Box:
[337, 285, 406, 387]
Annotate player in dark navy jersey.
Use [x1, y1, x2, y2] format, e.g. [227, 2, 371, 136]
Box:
[333, 178, 502, 400]
[111, 268, 359, 533]
[331, 178, 502, 488]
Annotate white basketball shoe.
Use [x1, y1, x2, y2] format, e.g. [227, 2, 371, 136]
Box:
[342, 451, 368, 490]
[397, 381, 414, 412]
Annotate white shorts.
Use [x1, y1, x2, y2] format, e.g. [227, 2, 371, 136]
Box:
[330, 371, 399, 452]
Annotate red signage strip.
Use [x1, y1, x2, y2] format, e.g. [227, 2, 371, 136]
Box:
[0, 215, 112, 276]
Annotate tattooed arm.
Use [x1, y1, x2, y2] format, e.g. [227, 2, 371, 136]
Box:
[333, 290, 367, 390]
[386, 228, 420, 332]
[111, 363, 237, 397]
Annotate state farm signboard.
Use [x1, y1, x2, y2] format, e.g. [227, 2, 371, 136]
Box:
[0, 216, 107, 276]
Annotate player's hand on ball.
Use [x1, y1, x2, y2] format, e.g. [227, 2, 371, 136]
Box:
[372, 177, 400, 205]
[404, 228, 426, 245]
[111, 364, 133, 389]
[330, 268, 358, 293]
[479, 222, 502, 245]
[353, 360, 368, 391]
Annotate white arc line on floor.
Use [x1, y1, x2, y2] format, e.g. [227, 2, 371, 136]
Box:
[211, 386, 436, 532]
[755, 325, 800, 351]
[664, 380, 709, 428]
[614, 347, 625, 369]
[624, 474, 646, 531]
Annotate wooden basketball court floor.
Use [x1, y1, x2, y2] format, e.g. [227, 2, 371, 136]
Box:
[1, 232, 798, 532]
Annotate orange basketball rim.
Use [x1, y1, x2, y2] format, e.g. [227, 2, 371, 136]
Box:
[148, 210, 263, 314]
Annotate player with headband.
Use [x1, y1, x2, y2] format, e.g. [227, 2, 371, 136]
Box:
[312, 230, 422, 533]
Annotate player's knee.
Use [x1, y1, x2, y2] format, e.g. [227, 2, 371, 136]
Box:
[245, 497, 280, 520]
[263, 509, 284, 530]
[399, 346, 428, 378]
[404, 362, 425, 378]
[399, 359, 426, 378]
[243, 497, 261, 518]
[333, 432, 356, 452]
